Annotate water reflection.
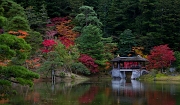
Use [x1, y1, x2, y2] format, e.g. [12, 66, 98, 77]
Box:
[112, 79, 144, 91]
[111, 79, 146, 105]
[78, 86, 98, 104]
[111, 79, 177, 105]
[0, 79, 180, 105]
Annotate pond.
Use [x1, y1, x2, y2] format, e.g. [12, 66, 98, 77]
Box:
[1, 79, 180, 105]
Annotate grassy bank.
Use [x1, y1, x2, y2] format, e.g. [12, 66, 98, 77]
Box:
[139, 73, 180, 81]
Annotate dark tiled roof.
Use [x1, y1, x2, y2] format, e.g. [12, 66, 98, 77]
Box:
[111, 55, 148, 62]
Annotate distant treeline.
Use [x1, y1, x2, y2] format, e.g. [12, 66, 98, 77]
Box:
[13, 0, 180, 54]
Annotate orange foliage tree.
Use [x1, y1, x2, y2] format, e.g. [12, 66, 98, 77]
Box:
[132, 47, 147, 58]
[8, 30, 28, 38]
[25, 57, 41, 69]
[56, 19, 79, 41]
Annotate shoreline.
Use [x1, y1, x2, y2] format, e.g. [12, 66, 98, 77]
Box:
[139, 74, 180, 81]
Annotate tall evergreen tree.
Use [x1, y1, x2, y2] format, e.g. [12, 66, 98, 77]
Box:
[96, 0, 112, 37]
[1, 0, 30, 31]
[46, 0, 71, 17]
[12, 0, 46, 12]
[25, 31, 43, 55]
[68, 0, 84, 17]
[106, 0, 139, 37]
[73, 5, 102, 32]
[76, 25, 106, 66]
[135, 0, 180, 52]
[156, 0, 180, 51]
[25, 4, 49, 34]
[118, 29, 136, 56]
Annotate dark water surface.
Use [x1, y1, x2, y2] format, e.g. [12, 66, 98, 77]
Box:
[1, 79, 180, 105]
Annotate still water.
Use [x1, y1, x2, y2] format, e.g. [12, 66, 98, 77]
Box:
[1, 79, 180, 105]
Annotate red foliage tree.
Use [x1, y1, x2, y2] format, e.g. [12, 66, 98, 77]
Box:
[78, 54, 98, 73]
[50, 17, 69, 25]
[41, 39, 57, 53]
[147, 44, 176, 71]
[59, 36, 74, 48]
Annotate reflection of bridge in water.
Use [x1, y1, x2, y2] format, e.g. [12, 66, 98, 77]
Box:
[111, 79, 146, 104]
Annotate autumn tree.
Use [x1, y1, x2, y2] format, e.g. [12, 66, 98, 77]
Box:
[39, 40, 78, 78]
[41, 39, 57, 53]
[39, 39, 62, 80]
[147, 44, 176, 72]
[59, 36, 74, 49]
[131, 47, 147, 58]
[78, 54, 98, 73]
[56, 18, 79, 41]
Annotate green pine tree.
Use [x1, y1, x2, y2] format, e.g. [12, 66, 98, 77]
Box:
[73, 5, 102, 32]
[0, 33, 39, 86]
[76, 25, 107, 66]
[118, 29, 136, 56]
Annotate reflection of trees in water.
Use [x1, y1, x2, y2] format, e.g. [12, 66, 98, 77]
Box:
[145, 82, 176, 105]
[33, 82, 91, 104]
[111, 80, 177, 105]
[0, 84, 34, 105]
[1, 80, 179, 105]
[146, 91, 175, 105]
[0, 81, 91, 105]
[78, 86, 99, 104]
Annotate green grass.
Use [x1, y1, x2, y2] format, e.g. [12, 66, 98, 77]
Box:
[139, 73, 180, 81]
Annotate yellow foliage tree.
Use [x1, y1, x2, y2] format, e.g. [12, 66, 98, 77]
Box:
[132, 47, 147, 58]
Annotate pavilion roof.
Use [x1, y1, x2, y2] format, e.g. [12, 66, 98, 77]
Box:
[111, 55, 148, 62]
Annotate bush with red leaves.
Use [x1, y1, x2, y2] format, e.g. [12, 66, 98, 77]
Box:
[78, 54, 98, 73]
[59, 36, 74, 48]
[41, 39, 57, 53]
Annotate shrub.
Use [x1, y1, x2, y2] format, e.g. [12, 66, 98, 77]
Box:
[59, 72, 65, 78]
[71, 75, 75, 79]
[71, 62, 90, 75]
